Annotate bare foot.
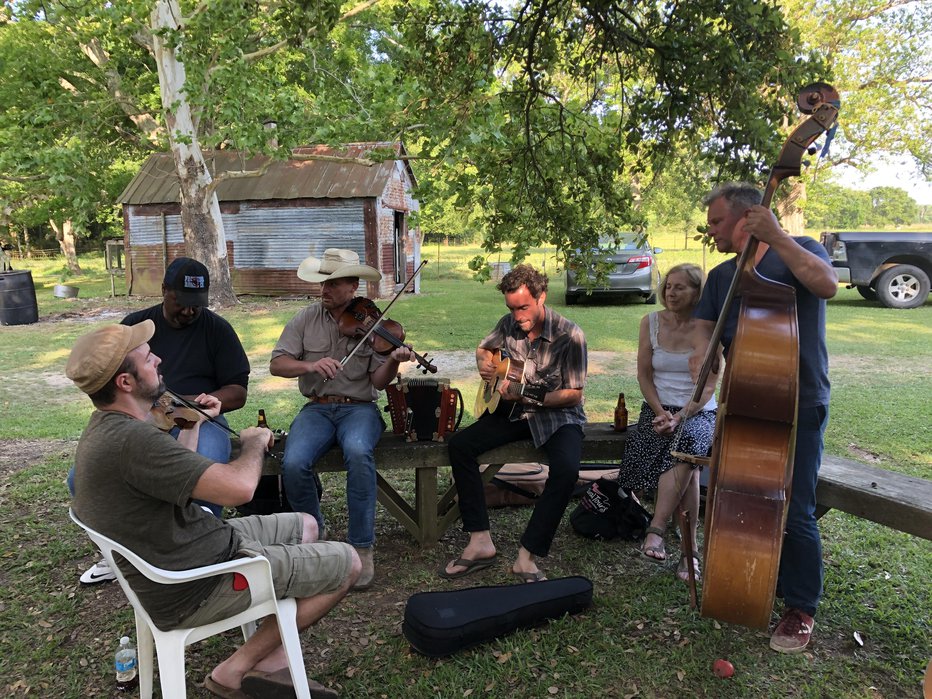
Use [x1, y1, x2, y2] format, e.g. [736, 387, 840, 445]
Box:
[676, 554, 701, 583]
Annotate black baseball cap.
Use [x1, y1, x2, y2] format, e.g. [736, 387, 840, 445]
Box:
[163, 257, 210, 307]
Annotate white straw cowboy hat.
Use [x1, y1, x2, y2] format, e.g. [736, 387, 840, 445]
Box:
[297, 248, 382, 283]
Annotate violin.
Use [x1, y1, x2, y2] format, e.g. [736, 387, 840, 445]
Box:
[338, 297, 437, 374]
[150, 393, 202, 431]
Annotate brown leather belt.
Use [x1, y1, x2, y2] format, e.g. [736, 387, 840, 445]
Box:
[308, 395, 370, 405]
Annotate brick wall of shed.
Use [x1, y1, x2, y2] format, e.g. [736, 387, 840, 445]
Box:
[375, 161, 420, 290]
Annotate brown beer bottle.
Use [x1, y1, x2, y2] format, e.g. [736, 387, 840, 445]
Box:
[613, 393, 628, 432]
[257, 409, 269, 428]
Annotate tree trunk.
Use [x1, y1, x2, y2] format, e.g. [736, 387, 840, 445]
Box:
[776, 180, 806, 236]
[50, 219, 82, 273]
[150, 0, 237, 307]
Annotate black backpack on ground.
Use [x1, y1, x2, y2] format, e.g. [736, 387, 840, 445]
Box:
[570, 477, 651, 541]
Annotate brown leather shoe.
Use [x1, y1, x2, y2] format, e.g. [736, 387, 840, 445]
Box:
[352, 547, 374, 591]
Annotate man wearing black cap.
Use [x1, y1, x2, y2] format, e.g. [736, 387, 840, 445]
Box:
[75, 257, 250, 585]
[121, 257, 250, 493]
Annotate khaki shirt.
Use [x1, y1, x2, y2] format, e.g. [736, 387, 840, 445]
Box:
[272, 302, 384, 401]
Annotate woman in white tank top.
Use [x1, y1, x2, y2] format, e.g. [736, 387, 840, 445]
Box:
[618, 263, 720, 584]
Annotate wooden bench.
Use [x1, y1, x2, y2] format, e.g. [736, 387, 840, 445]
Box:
[255, 423, 932, 545]
[815, 455, 932, 541]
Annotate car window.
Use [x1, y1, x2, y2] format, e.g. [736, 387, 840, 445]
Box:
[597, 234, 644, 252]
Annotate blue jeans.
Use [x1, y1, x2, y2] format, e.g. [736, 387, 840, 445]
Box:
[67, 416, 232, 518]
[778, 404, 829, 617]
[281, 402, 385, 548]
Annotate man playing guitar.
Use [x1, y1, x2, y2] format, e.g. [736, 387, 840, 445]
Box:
[441, 264, 587, 583]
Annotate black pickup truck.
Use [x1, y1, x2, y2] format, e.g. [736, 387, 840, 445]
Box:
[820, 231, 932, 309]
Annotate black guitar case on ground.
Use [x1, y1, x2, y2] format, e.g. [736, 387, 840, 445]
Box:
[403, 576, 593, 657]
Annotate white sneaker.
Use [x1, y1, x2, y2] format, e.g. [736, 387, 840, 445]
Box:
[79, 559, 116, 585]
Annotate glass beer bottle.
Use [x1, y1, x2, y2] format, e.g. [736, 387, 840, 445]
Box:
[613, 393, 628, 432]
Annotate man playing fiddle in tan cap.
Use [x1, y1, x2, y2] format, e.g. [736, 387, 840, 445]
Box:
[270, 249, 414, 590]
[68, 321, 358, 698]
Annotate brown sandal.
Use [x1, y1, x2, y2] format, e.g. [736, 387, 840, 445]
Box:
[641, 526, 667, 563]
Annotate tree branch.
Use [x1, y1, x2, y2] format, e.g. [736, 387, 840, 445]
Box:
[80, 38, 163, 146]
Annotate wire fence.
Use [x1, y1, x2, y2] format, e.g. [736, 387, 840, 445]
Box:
[8, 248, 64, 259]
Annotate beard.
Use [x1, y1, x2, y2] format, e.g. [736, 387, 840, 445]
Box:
[141, 373, 167, 405]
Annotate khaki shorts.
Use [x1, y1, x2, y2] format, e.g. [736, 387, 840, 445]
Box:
[180, 513, 354, 628]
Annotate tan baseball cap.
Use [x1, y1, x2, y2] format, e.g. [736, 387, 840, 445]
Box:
[65, 320, 155, 395]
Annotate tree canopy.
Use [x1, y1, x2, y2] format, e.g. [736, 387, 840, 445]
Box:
[3, 0, 928, 300]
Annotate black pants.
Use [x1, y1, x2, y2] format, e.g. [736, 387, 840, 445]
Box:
[448, 408, 583, 557]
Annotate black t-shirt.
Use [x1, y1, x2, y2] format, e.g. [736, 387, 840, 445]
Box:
[122, 304, 249, 397]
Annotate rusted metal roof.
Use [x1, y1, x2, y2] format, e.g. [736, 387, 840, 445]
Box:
[118, 142, 416, 205]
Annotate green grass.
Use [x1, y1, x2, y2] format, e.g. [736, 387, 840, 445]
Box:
[0, 244, 930, 698]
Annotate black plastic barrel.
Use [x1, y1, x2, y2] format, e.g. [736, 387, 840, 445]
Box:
[0, 270, 39, 325]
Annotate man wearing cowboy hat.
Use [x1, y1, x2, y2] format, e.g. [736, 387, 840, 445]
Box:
[68, 321, 359, 698]
[270, 248, 414, 590]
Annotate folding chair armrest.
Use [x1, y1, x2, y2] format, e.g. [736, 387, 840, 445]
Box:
[118, 552, 276, 601]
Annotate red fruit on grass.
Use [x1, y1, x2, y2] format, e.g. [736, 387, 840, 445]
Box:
[713, 659, 735, 678]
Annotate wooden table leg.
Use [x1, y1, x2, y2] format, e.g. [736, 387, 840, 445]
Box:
[415, 467, 439, 545]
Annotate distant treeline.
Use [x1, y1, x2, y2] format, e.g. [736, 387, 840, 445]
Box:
[806, 182, 929, 229]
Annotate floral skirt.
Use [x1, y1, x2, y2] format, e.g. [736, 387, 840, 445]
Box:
[617, 402, 717, 491]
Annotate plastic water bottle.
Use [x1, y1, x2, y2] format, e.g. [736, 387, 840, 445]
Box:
[114, 636, 138, 691]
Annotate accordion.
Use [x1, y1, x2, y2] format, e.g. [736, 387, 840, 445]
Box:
[385, 377, 464, 442]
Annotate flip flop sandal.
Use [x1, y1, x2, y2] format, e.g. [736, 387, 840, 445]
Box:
[242, 668, 339, 699]
[512, 570, 548, 583]
[437, 555, 498, 580]
[677, 554, 702, 583]
[203, 674, 250, 699]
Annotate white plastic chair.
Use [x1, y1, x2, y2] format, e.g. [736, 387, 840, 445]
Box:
[69, 508, 312, 699]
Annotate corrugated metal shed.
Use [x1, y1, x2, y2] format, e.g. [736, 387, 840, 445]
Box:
[118, 142, 416, 205]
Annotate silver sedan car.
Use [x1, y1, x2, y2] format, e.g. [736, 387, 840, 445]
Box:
[564, 234, 662, 305]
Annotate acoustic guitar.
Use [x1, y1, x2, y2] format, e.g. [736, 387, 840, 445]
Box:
[473, 350, 546, 417]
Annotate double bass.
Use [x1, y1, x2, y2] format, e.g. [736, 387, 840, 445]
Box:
[690, 83, 839, 629]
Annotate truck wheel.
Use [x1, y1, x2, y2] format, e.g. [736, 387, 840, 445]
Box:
[856, 285, 877, 301]
[564, 293, 577, 306]
[875, 265, 930, 309]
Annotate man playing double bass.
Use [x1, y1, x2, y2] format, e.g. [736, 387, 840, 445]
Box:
[690, 183, 837, 653]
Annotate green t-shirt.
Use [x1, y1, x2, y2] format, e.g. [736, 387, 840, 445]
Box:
[72, 411, 237, 629]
